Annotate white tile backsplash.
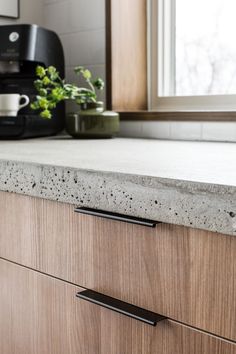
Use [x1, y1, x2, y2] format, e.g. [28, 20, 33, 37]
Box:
[202, 122, 236, 142]
[119, 122, 143, 138]
[43, 0, 106, 104]
[44, 1, 69, 34]
[119, 121, 236, 142]
[59, 34, 71, 67]
[141, 122, 170, 139]
[69, 0, 105, 32]
[44, 0, 105, 35]
[170, 122, 202, 140]
[68, 29, 105, 66]
[44, 0, 64, 4]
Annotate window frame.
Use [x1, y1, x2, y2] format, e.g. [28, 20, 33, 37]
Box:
[149, 0, 236, 112]
[105, 0, 236, 121]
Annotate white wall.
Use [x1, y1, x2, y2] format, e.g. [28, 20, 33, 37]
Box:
[43, 0, 106, 111]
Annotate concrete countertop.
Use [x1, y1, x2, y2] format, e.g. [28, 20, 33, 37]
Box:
[0, 137, 236, 236]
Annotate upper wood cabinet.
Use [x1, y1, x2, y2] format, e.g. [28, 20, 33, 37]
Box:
[106, 0, 148, 111]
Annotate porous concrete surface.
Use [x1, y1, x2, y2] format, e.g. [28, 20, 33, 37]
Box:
[0, 137, 236, 236]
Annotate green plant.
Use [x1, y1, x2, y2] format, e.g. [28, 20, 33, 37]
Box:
[31, 65, 105, 119]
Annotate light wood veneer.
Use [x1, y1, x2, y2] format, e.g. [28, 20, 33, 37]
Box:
[0, 259, 235, 354]
[106, 0, 147, 111]
[0, 191, 235, 341]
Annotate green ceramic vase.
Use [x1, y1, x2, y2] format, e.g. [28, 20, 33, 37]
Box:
[66, 102, 119, 139]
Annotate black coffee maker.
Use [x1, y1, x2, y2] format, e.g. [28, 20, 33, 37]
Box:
[0, 24, 65, 139]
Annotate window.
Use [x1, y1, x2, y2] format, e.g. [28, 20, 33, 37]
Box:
[149, 0, 236, 111]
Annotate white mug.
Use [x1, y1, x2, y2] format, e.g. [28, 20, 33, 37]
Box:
[0, 94, 30, 117]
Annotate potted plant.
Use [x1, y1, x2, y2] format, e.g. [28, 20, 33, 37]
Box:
[31, 65, 119, 138]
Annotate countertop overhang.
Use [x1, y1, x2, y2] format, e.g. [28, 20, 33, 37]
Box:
[0, 137, 236, 236]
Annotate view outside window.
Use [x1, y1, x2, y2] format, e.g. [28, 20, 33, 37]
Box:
[176, 0, 236, 96]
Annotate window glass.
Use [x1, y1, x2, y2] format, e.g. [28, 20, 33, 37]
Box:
[176, 0, 236, 96]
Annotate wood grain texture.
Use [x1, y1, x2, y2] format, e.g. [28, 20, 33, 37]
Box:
[119, 110, 236, 121]
[0, 260, 100, 354]
[106, 0, 147, 111]
[0, 259, 235, 354]
[0, 191, 236, 341]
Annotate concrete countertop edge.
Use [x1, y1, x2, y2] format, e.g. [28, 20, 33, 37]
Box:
[0, 158, 236, 237]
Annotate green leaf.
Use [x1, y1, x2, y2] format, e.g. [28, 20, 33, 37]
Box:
[51, 87, 66, 101]
[42, 76, 51, 86]
[38, 97, 49, 109]
[34, 80, 43, 90]
[48, 66, 57, 75]
[47, 66, 59, 81]
[83, 69, 92, 80]
[36, 66, 46, 78]
[74, 66, 84, 75]
[48, 102, 57, 109]
[39, 88, 48, 96]
[40, 109, 52, 119]
[93, 78, 104, 90]
[30, 102, 40, 110]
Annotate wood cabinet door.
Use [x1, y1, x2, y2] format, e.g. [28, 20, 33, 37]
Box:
[0, 259, 99, 354]
[1, 191, 236, 341]
[0, 259, 235, 354]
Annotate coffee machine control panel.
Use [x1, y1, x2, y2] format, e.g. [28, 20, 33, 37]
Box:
[0, 25, 37, 62]
[0, 29, 23, 61]
[9, 32, 20, 43]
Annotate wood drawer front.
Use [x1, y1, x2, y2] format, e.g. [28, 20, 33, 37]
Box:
[1, 191, 236, 341]
[0, 259, 235, 354]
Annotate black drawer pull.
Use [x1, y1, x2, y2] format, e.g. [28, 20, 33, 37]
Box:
[76, 290, 167, 326]
[74, 207, 159, 228]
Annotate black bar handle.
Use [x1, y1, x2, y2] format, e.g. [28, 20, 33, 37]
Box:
[76, 290, 167, 326]
[74, 207, 160, 228]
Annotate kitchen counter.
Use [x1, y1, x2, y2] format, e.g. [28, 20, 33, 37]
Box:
[0, 137, 236, 236]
